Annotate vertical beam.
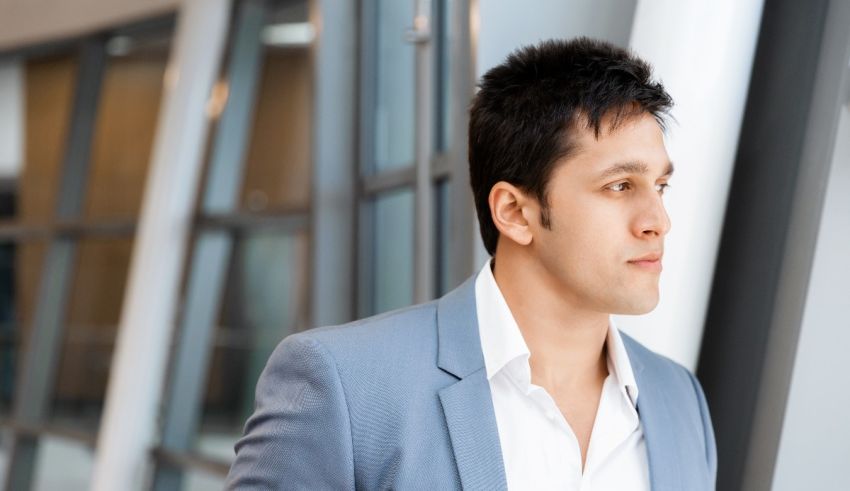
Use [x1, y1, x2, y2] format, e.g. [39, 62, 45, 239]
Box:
[410, 0, 434, 303]
[697, 0, 850, 489]
[310, 0, 358, 326]
[446, 0, 476, 288]
[739, 0, 850, 488]
[152, 1, 266, 489]
[90, 1, 230, 489]
[356, 0, 378, 317]
[3, 38, 106, 491]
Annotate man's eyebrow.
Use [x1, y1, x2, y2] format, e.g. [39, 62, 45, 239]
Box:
[597, 161, 675, 179]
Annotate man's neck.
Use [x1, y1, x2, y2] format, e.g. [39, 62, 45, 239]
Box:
[491, 252, 610, 392]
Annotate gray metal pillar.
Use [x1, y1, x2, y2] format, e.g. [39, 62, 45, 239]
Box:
[3, 38, 106, 491]
[89, 0, 231, 488]
[410, 0, 434, 303]
[310, 0, 358, 326]
[152, 1, 266, 489]
[446, 0, 476, 288]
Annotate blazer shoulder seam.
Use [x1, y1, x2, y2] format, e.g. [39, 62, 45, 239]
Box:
[298, 334, 358, 485]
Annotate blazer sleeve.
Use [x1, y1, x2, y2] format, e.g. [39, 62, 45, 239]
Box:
[225, 334, 355, 490]
[687, 370, 718, 486]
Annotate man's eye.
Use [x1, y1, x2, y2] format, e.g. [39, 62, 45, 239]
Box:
[656, 183, 671, 194]
[608, 182, 631, 192]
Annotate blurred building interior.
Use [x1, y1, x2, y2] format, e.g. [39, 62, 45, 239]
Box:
[0, 0, 847, 490]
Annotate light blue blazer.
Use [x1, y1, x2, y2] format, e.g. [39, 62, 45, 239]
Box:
[226, 277, 717, 490]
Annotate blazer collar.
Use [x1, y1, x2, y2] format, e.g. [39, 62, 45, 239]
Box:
[621, 333, 684, 491]
[435, 276, 682, 490]
[436, 276, 508, 489]
[436, 276, 485, 379]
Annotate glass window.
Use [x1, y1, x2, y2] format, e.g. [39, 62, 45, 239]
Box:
[435, 179, 451, 296]
[31, 434, 93, 491]
[0, 239, 46, 419]
[195, 230, 309, 461]
[372, 0, 416, 172]
[153, 1, 316, 481]
[0, 17, 174, 489]
[182, 467, 226, 491]
[239, 48, 312, 212]
[19, 54, 77, 226]
[49, 237, 134, 432]
[83, 42, 169, 220]
[373, 188, 414, 313]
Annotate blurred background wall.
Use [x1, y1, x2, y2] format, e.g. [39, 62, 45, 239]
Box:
[0, 0, 847, 490]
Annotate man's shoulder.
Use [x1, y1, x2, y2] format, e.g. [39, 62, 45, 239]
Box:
[278, 299, 443, 371]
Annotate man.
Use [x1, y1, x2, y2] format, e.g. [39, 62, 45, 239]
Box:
[226, 37, 716, 490]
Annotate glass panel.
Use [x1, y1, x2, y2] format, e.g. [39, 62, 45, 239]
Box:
[0, 239, 47, 418]
[17, 54, 78, 226]
[83, 28, 172, 221]
[49, 237, 134, 432]
[373, 188, 414, 313]
[182, 467, 226, 491]
[195, 230, 310, 461]
[32, 434, 92, 491]
[239, 48, 313, 212]
[435, 180, 451, 296]
[372, 0, 416, 172]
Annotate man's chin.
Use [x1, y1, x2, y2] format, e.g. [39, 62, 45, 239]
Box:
[610, 295, 659, 315]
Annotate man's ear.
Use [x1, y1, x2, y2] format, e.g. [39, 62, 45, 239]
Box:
[488, 181, 535, 247]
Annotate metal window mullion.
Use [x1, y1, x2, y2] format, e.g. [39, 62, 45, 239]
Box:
[446, 0, 476, 288]
[309, 0, 359, 326]
[411, 0, 435, 304]
[3, 38, 106, 491]
[153, 0, 267, 488]
[356, 0, 380, 317]
[359, 156, 450, 196]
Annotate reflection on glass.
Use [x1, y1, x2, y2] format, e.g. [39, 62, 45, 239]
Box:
[31, 434, 92, 491]
[195, 230, 310, 461]
[49, 237, 134, 432]
[373, 0, 416, 172]
[374, 188, 414, 313]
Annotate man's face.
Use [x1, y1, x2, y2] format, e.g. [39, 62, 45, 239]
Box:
[530, 112, 672, 315]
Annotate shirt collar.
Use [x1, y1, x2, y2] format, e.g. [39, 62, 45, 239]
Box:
[474, 260, 640, 407]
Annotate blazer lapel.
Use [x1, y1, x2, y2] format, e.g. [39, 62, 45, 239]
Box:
[623, 335, 684, 491]
[436, 277, 507, 490]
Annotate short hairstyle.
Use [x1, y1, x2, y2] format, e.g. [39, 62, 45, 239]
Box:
[468, 37, 673, 256]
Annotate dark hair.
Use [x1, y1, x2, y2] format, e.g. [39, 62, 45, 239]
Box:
[468, 37, 673, 256]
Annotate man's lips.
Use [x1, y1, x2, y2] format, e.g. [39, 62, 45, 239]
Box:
[628, 253, 663, 272]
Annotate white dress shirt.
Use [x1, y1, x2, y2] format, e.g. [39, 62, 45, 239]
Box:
[475, 261, 650, 491]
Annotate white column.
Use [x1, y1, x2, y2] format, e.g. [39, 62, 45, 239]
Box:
[89, 0, 230, 489]
[614, 0, 765, 369]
